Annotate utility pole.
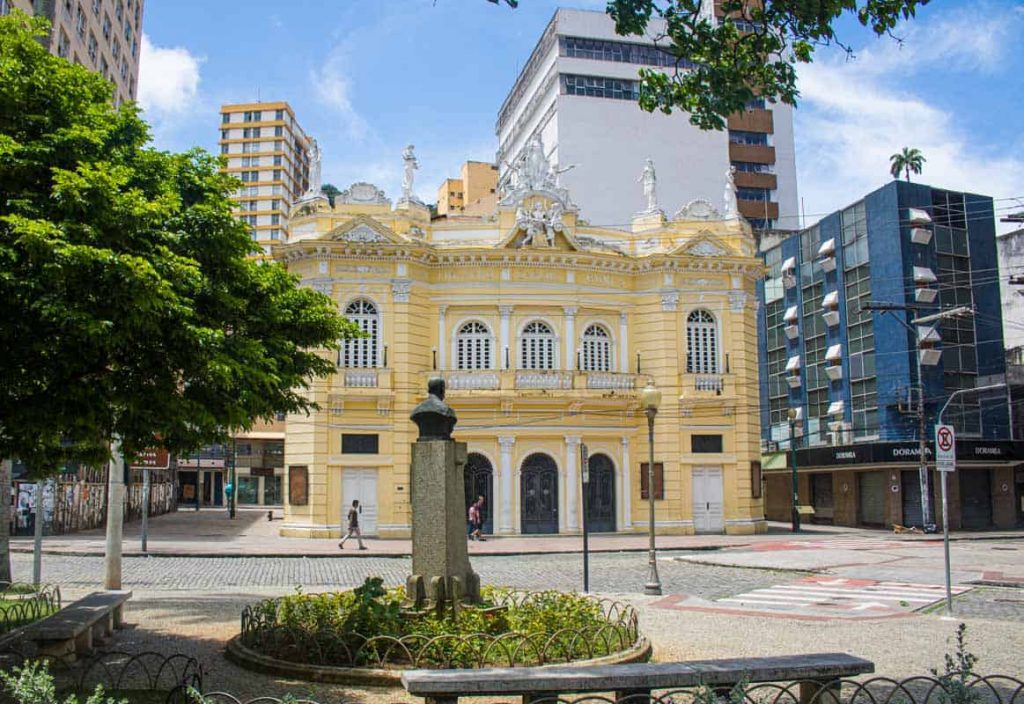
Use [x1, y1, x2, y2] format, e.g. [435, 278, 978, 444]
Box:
[861, 303, 973, 531]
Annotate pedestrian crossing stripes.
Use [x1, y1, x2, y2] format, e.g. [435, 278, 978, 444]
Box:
[751, 538, 941, 553]
[717, 577, 969, 615]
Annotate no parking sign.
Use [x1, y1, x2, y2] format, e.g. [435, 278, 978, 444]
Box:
[935, 424, 956, 473]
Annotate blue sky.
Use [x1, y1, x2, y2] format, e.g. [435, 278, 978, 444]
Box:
[139, 0, 1024, 230]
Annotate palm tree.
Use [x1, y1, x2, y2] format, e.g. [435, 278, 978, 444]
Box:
[889, 147, 926, 182]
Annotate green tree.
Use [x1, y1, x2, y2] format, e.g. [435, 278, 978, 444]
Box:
[890, 146, 926, 182]
[321, 183, 341, 207]
[0, 12, 358, 577]
[489, 0, 930, 130]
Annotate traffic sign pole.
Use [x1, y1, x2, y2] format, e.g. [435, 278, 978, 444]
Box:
[934, 424, 956, 616]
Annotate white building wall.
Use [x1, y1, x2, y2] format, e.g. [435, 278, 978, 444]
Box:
[497, 8, 799, 230]
[555, 95, 730, 227]
[998, 229, 1024, 349]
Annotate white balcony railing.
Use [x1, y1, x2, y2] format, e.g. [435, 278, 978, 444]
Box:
[694, 375, 725, 393]
[444, 371, 500, 390]
[343, 370, 379, 388]
[585, 372, 636, 390]
[515, 370, 573, 390]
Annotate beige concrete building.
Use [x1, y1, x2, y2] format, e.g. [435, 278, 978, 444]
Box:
[436, 161, 499, 217]
[218, 101, 313, 255]
[2, 0, 144, 106]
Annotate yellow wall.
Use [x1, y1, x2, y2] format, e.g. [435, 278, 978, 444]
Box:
[276, 187, 766, 538]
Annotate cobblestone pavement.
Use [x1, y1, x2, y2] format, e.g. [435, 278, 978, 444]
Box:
[11, 550, 791, 599]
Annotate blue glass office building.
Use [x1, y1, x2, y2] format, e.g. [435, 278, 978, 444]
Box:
[756, 181, 1022, 529]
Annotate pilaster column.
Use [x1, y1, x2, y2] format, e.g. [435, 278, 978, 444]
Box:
[499, 305, 513, 370]
[564, 306, 578, 371]
[619, 312, 629, 373]
[438, 305, 448, 370]
[565, 436, 581, 532]
[621, 437, 632, 529]
[498, 436, 515, 533]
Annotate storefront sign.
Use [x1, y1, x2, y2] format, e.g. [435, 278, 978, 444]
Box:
[178, 458, 225, 469]
[130, 448, 169, 470]
[794, 440, 1022, 468]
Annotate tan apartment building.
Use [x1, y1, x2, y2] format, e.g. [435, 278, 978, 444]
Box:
[435, 161, 499, 216]
[2, 0, 144, 106]
[218, 101, 312, 255]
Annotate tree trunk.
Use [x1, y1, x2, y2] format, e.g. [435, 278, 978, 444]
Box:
[32, 479, 43, 585]
[0, 459, 11, 583]
[104, 438, 126, 590]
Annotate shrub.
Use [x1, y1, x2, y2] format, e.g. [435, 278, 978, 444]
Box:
[0, 663, 126, 704]
[241, 579, 639, 668]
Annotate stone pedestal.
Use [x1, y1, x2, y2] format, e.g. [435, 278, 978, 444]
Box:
[406, 439, 480, 609]
[631, 210, 666, 233]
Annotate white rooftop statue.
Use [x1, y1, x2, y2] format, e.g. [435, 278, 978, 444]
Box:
[723, 165, 738, 220]
[401, 144, 419, 203]
[499, 133, 577, 210]
[638, 158, 658, 213]
[300, 138, 325, 202]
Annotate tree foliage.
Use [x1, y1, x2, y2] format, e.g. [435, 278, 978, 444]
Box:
[321, 183, 341, 207]
[890, 146, 925, 182]
[0, 12, 357, 477]
[489, 0, 930, 130]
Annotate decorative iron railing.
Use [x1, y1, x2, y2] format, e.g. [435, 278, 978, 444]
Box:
[238, 591, 641, 670]
[585, 372, 637, 390]
[444, 371, 501, 390]
[0, 582, 61, 634]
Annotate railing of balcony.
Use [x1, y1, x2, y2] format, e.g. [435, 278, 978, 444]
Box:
[444, 371, 501, 390]
[584, 372, 637, 390]
[342, 369, 379, 388]
[693, 374, 725, 393]
[515, 370, 574, 390]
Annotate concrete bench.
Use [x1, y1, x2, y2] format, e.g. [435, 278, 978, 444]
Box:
[17, 591, 132, 660]
[401, 652, 874, 704]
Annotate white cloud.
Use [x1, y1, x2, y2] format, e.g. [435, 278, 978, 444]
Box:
[311, 45, 369, 141]
[137, 35, 201, 118]
[795, 4, 1024, 233]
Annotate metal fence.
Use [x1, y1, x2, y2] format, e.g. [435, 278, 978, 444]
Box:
[239, 590, 642, 669]
[0, 582, 61, 634]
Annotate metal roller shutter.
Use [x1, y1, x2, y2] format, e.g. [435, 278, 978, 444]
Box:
[858, 471, 886, 527]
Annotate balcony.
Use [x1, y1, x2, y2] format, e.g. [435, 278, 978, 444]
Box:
[443, 370, 501, 391]
[337, 368, 393, 391]
[584, 372, 638, 391]
[679, 373, 735, 400]
[515, 370, 573, 390]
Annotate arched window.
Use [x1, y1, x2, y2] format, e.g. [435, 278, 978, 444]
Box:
[686, 309, 718, 373]
[581, 324, 612, 372]
[341, 299, 379, 368]
[520, 321, 556, 370]
[456, 321, 492, 370]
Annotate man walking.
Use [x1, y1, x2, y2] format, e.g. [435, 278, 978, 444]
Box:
[339, 499, 367, 550]
[469, 496, 487, 542]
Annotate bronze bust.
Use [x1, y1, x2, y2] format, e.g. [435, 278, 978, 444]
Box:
[410, 377, 457, 440]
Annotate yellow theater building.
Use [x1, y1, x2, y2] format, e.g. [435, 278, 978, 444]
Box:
[276, 141, 766, 538]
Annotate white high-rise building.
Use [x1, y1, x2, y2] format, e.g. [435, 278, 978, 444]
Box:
[496, 8, 799, 230]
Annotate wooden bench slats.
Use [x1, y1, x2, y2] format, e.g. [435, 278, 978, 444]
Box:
[401, 653, 875, 696]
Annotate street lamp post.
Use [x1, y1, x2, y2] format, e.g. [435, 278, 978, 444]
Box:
[641, 380, 662, 596]
[580, 442, 590, 594]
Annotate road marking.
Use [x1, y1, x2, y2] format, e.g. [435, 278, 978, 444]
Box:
[716, 579, 970, 617]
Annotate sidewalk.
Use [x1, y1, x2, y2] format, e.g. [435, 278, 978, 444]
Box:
[10, 507, 1023, 558]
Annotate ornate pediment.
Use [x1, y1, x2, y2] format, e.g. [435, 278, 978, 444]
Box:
[327, 216, 402, 244]
[672, 198, 720, 221]
[499, 197, 580, 251]
[671, 232, 732, 258]
[498, 133, 577, 212]
[336, 182, 390, 206]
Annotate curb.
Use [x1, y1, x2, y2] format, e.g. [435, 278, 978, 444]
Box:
[224, 634, 652, 685]
[9, 544, 735, 559]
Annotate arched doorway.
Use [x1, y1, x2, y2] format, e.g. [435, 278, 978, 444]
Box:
[586, 453, 616, 533]
[520, 453, 558, 534]
[463, 452, 493, 534]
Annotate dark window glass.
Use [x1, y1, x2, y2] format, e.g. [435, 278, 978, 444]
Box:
[639, 462, 664, 500]
[342, 434, 379, 454]
[691, 435, 723, 453]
